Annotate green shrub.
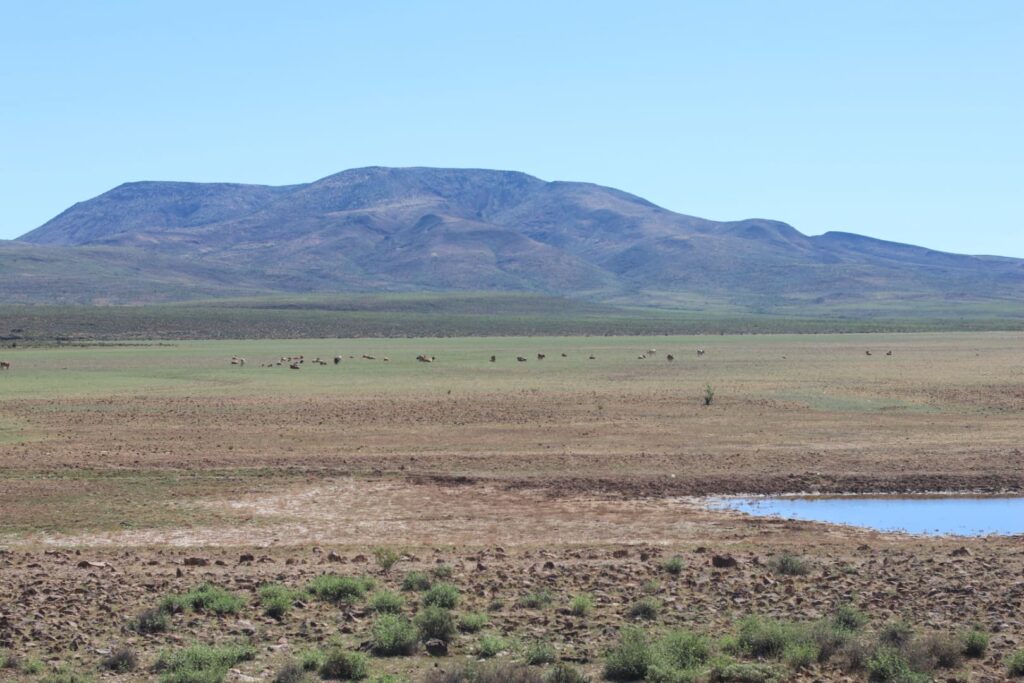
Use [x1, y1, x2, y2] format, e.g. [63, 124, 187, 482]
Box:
[273, 662, 309, 683]
[401, 571, 431, 592]
[373, 547, 402, 573]
[41, 667, 93, 683]
[768, 553, 809, 576]
[657, 630, 711, 670]
[641, 579, 660, 595]
[914, 633, 962, 670]
[371, 613, 418, 656]
[645, 663, 701, 683]
[415, 606, 456, 642]
[1008, 649, 1024, 677]
[154, 643, 257, 683]
[604, 627, 652, 681]
[809, 619, 855, 662]
[544, 662, 589, 683]
[133, 607, 169, 633]
[707, 657, 780, 683]
[297, 648, 325, 672]
[369, 590, 406, 614]
[101, 646, 138, 672]
[662, 555, 684, 576]
[569, 593, 593, 617]
[487, 597, 505, 612]
[259, 583, 303, 619]
[22, 658, 44, 674]
[518, 589, 554, 609]
[832, 603, 868, 631]
[423, 582, 460, 609]
[628, 597, 660, 621]
[523, 640, 556, 665]
[160, 583, 245, 615]
[878, 620, 914, 648]
[782, 642, 818, 670]
[423, 663, 543, 683]
[736, 616, 804, 659]
[458, 611, 489, 633]
[432, 564, 454, 579]
[962, 628, 988, 658]
[866, 648, 927, 683]
[477, 633, 511, 658]
[320, 648, 369, 680]
[307, 575, 368, 603]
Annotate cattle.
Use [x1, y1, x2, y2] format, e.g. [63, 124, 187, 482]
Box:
[647, 349, 657, 355]
[334, 356, 342, 365]
[230, 356, 245, 366]
[0, 361, 10, 371]
[517, 356, 527, 362]
[289, 363, 300, 370]
[490, 355, 496, 362]
[637, 355, 646, 360]
[865, 350, 872, 356]
[666, 354, 674, 362]
[696, 349, 705, 356]
[363, 354, 376, 360]
[537, 353, 546, 360]
[560, 353, 567, 357]
[416, 354, 434, 363]
[588, 355, 596, 360]
[886, 350, 893, 356]
[383, 357, 389, 362]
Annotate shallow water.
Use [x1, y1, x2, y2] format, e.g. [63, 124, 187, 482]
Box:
[711, 496, 1024, 536]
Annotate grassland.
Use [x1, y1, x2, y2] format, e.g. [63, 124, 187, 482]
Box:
[0, 331, 1022, 681]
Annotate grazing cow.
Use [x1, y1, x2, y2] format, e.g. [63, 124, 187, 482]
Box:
[0, 361, 10, 371]
[886, 350, 893, 356]
[289, 363, 300, 370]
[363, 354, 376, 360]
[696, 349, 705, 356]
[666, 354, 674, 362]
[561, 353, 567, 357]
[517, 356, 527, 362]
[865, 350, 872, 356]
[537, 353, 546, 360]
[647, 349, 657, 355]
[416, 354, 434, 363]
[588, 355, 596, 360]
[334, 356, 342, 365]
[490, 355, 496, 362]
[637, 355, 646, 360]
[383, 357, 389, 362]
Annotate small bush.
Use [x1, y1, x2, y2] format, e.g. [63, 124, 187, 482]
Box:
[132, 607, 169, 634]
[369, 590, 406, 614]
[962, 628, 988, 658]
[371, 614, 418, 656]
[373, 547, 402, 573]
[657, 630, 711, 670]
[154, 643, 257, 683]
[423, 582, 460, 609]
[628, 597, 660, 621]
[477, 633, 511, 658]
[402, 571, 431, 592]
[297, 648, 325, 671]
[832, 603, 868, 631]
[707, 658, 780, 683]
[1008, 649, 1024, 677]
[160, 583, 245, 615]
[273, 662, 310, 683]
[320, 648, 369, 680]
[101, 646, 138, 672]
[415, 606, 456, 642]
[662, 555, 684, 576]
[604, 627, 652, 681]
[641, 579, 661, 595]
[41, 667, 93, 683]
[866, 648, 926, 683]
[878, 620, 914, 649]
[569, 593, 593, 617]
[22, 658, 45, 674]
[736, 616, 803, 659]
[915, 633, 962, 670]
[458, 611, 489, 633]
[487, 597, 505, 612]
[545, 662, 589, 683]
[703, 384, 715, 406]
[768, 553, 809, 577]
[523, 640, 556, 665]
[307, 575, 368, 604]
[645, 663, 701, 683]
[809, 620, 855, 662]
[518, 589, 554, 609]
[432, 564, 454, 580]
[423, 663, 543, 683]
[782, 642, 818, 670]
[259, 583, 303, 619]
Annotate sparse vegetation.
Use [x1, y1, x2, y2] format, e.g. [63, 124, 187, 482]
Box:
[369, 590, 406, 614]
[273, 662, 310, 683]
[258, 583, 304, 619]
[604, 627, 653, 681]
[40, 667, 94, 683]
[768, 553, 810, 576]
[518, 589, 554, 609]
[628, 596, 660, 621]
[320, 647, 369, 681]
[476, 633, 511, 658]
[373, 547, 402, 573]
[523, 640, 556, 665]
[569, 593, 594, 617]
[402, 571, 432, 592]
[458, 611, 490, 633]
[962, 628, 988, 658]
[371, 614, 418, 656]
[866, 647, 926, 683]
[153, 642, 256, 683]
[431, 564, 454, 580]
[703, 384, 715, 406]
[132, 607, 170, 634]
[422, 582, 460, 609]
[545, 662, 589, 683]
[101, 646, 138, 672]
[307, 575, 369, 604]
[415, 606, 456, 642]
[1008, 649, 1024, 677]
[159, 583, 245, 615]
[662, 555, 684, 576]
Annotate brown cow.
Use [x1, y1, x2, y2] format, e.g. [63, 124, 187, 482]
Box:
[334, 356, 342, 365]
[666, 354, 674, 362]
[517, 356, 527, 362]
[490, 355, 496, 362]
[0, 361, 10, 370]
[289, 363, 300, 370]
[537, 353, 545, 360]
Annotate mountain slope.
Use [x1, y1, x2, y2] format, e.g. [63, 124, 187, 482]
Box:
[10, 166, 1024, 309]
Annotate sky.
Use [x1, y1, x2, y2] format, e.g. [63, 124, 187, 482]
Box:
[1, 1, 1021, 256]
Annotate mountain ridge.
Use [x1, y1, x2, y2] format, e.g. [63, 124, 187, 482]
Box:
[7, 166, 1024, 309]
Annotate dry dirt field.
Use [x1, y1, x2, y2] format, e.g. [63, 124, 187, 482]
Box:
[0, 332, 1022, 682]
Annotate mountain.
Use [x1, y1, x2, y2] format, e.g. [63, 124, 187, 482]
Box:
[6, 166, 1024, 311]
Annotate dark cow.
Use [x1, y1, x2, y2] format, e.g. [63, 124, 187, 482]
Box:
[517, 356, 527, 362]
[537, 353, 545, 360]
[490, 355, 496, 362]
[666, 354, 674, 362]
[0, 361, 10, 371]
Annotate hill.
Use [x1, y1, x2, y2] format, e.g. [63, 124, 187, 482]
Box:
[7, 166, 1024, 311]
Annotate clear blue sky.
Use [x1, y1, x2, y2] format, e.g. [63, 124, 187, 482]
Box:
[1, 1, 1021, 255]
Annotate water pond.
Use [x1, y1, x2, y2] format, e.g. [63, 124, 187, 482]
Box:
[710, 495, 1024, 536]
